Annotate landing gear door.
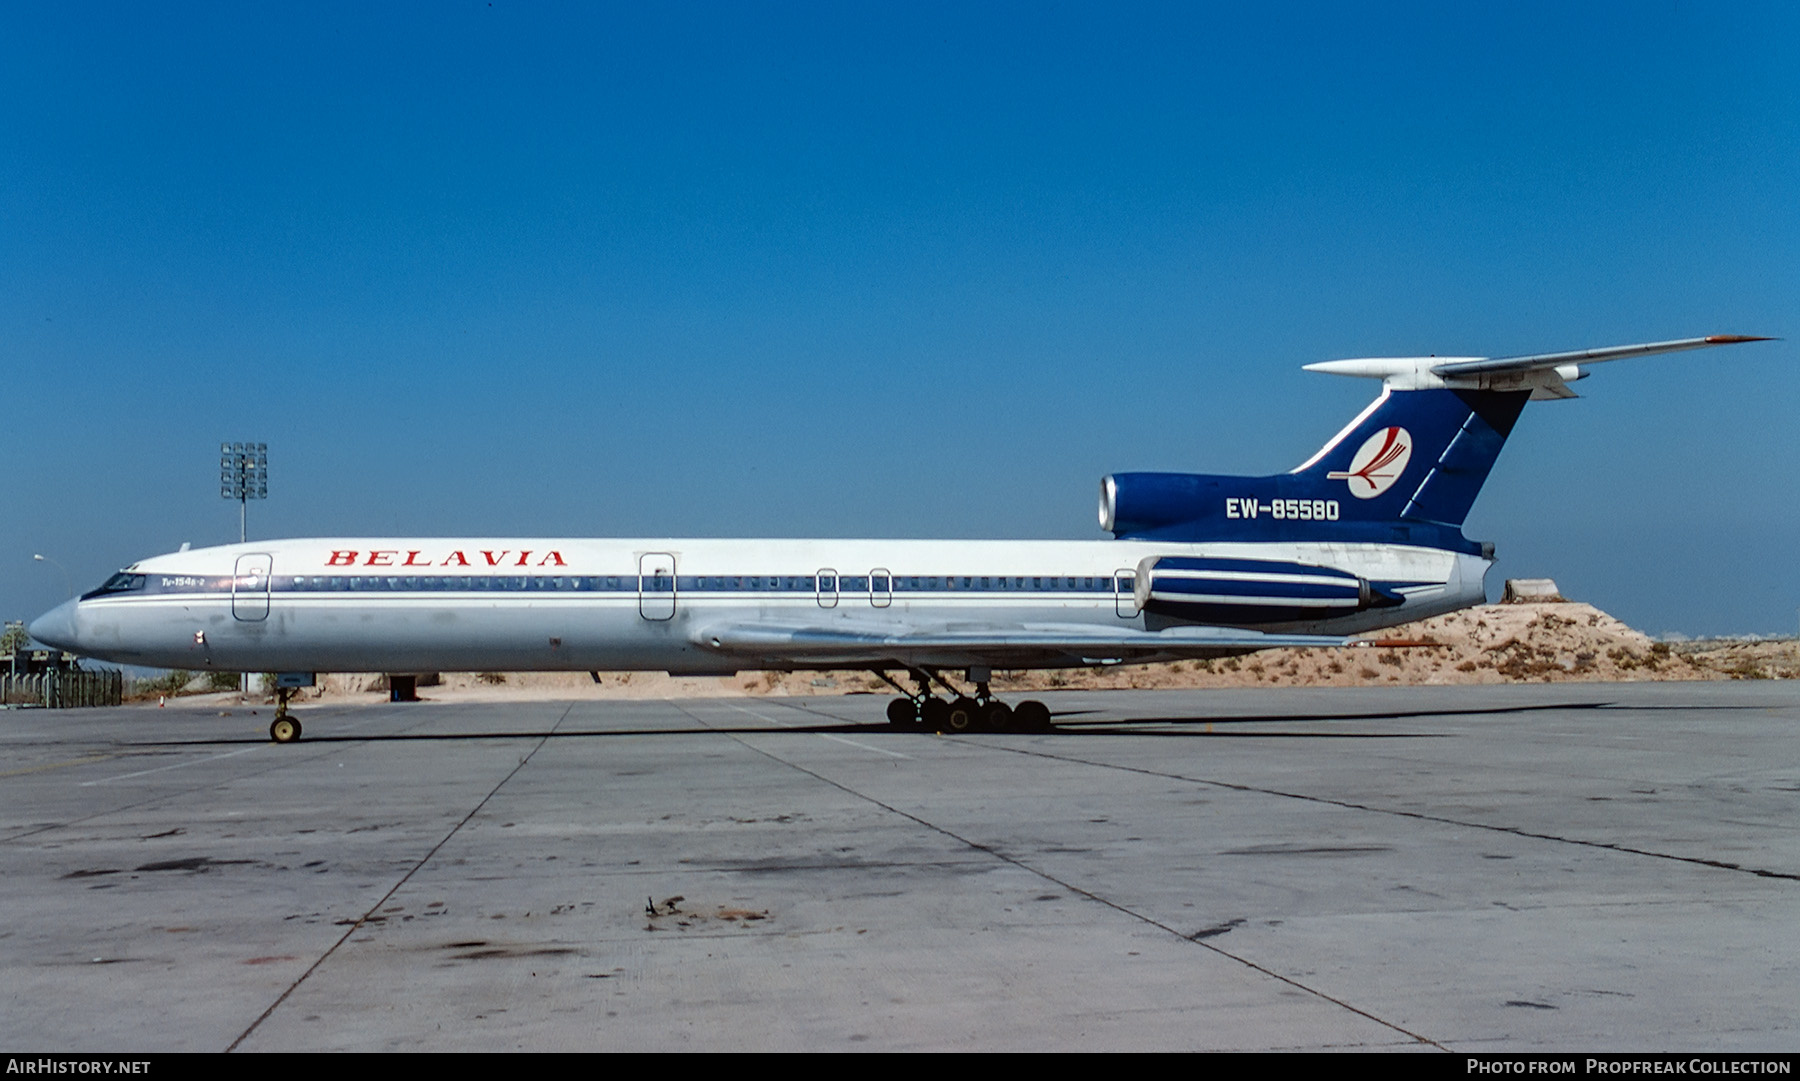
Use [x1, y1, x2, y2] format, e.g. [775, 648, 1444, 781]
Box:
[639, 552, 676, 620]
[233, 553, 273, 622]
[1114, 568, 1139, 618]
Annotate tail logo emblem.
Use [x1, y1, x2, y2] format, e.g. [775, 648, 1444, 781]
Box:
[1328, 426, 1412, 499]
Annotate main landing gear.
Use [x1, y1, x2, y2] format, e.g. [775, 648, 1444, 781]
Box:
[269, 686, 302, 743]
[874, 667, 1053, 733]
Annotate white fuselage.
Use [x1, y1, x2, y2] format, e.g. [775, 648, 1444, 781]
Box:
[34, 536, 1489, 674]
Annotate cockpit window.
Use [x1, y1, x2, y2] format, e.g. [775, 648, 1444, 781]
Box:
[81, 573, 147, 600]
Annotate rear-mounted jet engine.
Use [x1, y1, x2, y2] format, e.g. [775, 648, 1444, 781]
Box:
[1134, 556, 1403, 626]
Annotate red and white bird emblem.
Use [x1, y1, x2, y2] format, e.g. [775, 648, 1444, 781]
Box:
[1328, 426, 1412, 498]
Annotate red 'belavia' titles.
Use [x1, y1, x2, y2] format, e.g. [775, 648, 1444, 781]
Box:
[325, 550, 569, 568]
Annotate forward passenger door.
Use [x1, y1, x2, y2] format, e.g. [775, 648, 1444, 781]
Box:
[232, 554, 272, 622]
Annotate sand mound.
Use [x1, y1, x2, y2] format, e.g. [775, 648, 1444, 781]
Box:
[956, 602, 1700, 694]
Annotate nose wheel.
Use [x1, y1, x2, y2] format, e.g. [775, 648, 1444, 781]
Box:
[269, 687, 302, 743]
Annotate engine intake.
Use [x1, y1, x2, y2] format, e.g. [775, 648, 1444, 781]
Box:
[1099, 473, 1220, 535]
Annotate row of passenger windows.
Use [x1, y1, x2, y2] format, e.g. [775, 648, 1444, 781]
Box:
[88, 573, 1142, 597]
[198, 574, 1139, 594]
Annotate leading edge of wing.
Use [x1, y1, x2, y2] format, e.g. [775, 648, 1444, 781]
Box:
[693, 620, 1351, 666]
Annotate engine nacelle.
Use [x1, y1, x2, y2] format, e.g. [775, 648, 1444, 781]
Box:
[1134, 555, 1403, 625]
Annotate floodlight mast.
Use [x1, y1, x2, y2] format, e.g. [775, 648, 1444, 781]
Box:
[220, 442, 268, 543]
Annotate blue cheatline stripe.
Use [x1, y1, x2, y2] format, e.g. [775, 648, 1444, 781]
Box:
[1148, 592, 1359, 609]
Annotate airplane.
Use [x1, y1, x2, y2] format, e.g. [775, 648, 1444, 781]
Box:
[29, 334, 1772, 743]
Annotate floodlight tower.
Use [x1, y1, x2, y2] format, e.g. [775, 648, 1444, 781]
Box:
[221, 442, 268, 543]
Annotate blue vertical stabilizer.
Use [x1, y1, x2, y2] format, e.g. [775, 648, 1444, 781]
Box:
[1101, 388, 1529, 551]
[1100, 335, 1770, 551]
[1290, 387, 1530, 527]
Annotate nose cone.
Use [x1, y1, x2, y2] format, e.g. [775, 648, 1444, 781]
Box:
[28, 599, 80, 652]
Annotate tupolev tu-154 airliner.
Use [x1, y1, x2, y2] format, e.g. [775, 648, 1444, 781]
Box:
[30, 335, 1772, 742]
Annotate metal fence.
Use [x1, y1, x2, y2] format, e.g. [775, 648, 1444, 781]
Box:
[0, 670, 124, 708]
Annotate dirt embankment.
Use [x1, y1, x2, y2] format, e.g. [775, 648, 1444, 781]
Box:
[239, 601, 1795, 706]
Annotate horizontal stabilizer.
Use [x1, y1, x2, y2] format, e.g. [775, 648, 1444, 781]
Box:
[1430, 335, 1775, 377]
[1304, 334, 1773, 393]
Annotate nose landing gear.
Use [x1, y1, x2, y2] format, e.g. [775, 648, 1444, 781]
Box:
[269, 686, 302, 743]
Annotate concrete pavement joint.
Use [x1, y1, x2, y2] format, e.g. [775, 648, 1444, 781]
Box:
[223, 701, 577, 1052]
[669, 699, 1445, 1051]
[965, 737, 1800, 883]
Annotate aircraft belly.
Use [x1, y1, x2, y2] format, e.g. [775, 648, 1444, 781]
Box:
[101, 595, 1146, 673]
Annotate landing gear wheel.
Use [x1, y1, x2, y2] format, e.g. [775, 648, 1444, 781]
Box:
[947, 696, 979, 732]
[1014, 700, 1052, 732]
[981, 701, 1014, 731]
[921, 698, 951, 732]
[270, 716, 302, 743]
[886, 698, 918, 728]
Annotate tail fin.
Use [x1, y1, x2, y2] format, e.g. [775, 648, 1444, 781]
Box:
[1099, 334, 1772, 550]
[1099, 384, 1526, 551]
[1289, 388, 1529, 528]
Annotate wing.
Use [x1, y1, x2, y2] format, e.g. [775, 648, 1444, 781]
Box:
[692, 618, 1351, 669]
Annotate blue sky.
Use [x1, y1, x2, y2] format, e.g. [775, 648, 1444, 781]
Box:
[4, 2, 1796, 638]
